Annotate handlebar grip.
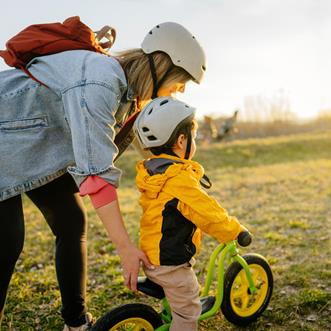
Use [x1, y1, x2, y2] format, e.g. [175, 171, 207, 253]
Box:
[237, 231, 252, 247]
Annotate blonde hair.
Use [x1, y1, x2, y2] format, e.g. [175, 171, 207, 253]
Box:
[115, 49, 192, 102]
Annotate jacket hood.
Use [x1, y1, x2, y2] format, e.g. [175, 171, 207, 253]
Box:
[136, 154, 204, 199]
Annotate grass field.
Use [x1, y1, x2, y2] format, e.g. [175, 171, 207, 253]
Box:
[1, 130, 331, 331]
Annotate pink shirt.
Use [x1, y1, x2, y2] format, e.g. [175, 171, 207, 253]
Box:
[80, 175, 117, 209]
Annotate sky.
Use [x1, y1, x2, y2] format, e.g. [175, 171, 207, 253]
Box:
[0, 0, 330, 120]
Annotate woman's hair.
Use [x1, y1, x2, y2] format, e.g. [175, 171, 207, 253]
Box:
[115, 49, 192, 101]
[149, 118, 198, 156]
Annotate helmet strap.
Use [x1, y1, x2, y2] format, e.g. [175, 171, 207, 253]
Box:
[147, 54, 174, 99]
[148, 54, 158, 99]
[184, 130, 192, 160]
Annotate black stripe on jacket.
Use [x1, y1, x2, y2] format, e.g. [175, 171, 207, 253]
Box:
[160, 198, 197, 265]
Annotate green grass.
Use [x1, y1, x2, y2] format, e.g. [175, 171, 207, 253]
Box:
[1, 130, 331, 330]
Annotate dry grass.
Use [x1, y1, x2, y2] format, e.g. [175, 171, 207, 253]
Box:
[199, 112, 331, 141]
[1, 131, 330, 330]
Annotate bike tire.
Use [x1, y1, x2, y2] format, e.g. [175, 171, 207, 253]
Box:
[221, 253, 273, 326]
[91, 303, 163, 331]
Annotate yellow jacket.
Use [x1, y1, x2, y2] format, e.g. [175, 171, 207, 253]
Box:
[136, 154, 243, 266]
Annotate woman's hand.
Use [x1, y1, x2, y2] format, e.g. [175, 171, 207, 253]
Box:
[94, 198, 154, 290]
[117, 243, 154, 290]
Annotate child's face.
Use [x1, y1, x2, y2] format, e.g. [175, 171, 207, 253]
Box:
[174, 129, 197, 160]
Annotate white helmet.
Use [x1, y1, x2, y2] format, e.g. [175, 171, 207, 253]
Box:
[141, 22, 206, 84]
[134, 97, 196, 149]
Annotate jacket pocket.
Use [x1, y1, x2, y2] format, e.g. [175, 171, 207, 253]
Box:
[0, 116, 48, 132]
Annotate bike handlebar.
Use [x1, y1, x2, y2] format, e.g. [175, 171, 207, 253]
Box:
[237, 231, 252, 247]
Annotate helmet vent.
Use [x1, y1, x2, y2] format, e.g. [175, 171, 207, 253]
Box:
[202, 65, 206, 71]
[142, 127, 150, 132]
[148, 108, 153, 115]
[148, 135, 157, 141]
[160, 99, 169, 106]
[192, 36, 196, 39]
[149, 31, 152, 35]
[156, 25, 160, 28]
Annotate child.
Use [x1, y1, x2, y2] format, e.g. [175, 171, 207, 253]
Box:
[133, 97, 247, 331]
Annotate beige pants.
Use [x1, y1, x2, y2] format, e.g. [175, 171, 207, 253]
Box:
[144, 260, 201, 331]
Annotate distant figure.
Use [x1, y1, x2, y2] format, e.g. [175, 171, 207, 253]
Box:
[197, 115, 218, 143]
[217, 109, 239, 141]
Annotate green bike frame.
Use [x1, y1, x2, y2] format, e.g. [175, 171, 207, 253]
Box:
[155, 241, 257, 331]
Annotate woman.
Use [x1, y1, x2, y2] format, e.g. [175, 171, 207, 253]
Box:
[0, 22, 206, 330]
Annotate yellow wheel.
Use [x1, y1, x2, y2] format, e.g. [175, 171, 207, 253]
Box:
[109, 317, 155, 331]
[91, 303, 163, 331]
[221, 254, 273, 326]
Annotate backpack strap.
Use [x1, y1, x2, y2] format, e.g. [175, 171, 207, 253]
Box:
[114, 105, 140, 161]
[95, 25, 116, 50]
[200, 174, 212, 189]
[20, 67, 49, 88]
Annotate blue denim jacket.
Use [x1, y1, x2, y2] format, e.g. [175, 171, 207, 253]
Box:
[0, 50, 134, 201]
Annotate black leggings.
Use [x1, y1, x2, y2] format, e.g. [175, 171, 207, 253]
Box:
[0, 173, 88, 327]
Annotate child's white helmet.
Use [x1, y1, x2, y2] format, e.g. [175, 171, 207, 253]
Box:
[134, 97, 196, 149]
[141, 22, 206, 84]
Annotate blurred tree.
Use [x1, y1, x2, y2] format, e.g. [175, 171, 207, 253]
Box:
[243, 89, 296, 122]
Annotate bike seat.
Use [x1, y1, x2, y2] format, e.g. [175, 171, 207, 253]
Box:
[200, 296, 216, 314]
[137, 276, 165, 299]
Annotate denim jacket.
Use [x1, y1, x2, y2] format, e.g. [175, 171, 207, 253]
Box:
[0, 50, 135, 201]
